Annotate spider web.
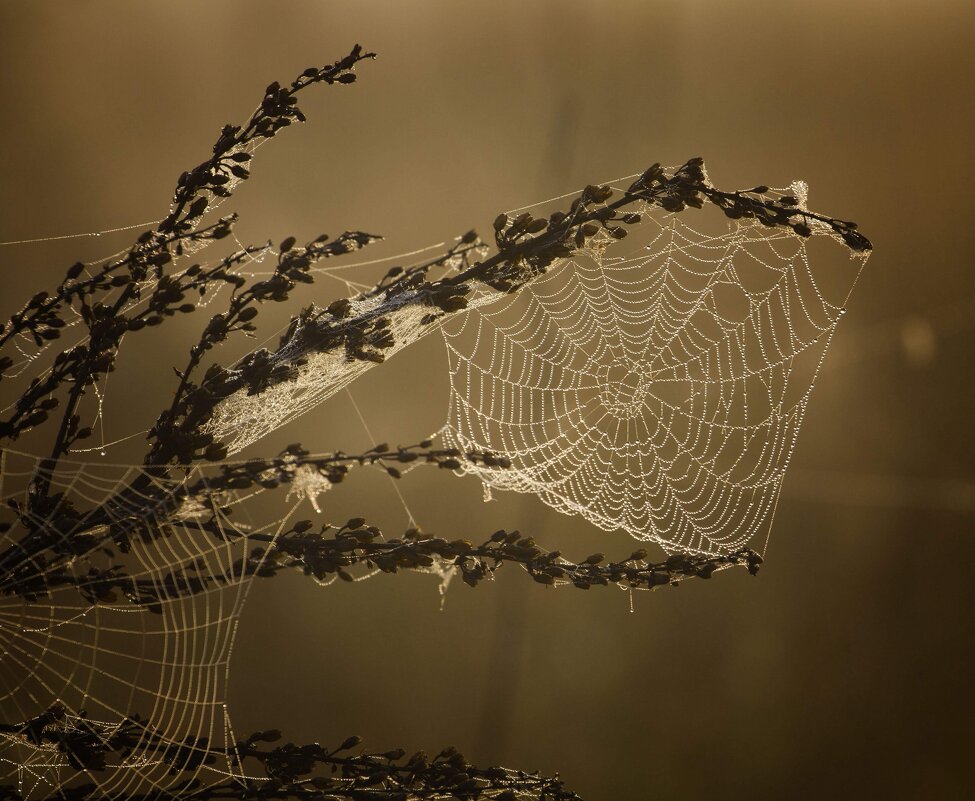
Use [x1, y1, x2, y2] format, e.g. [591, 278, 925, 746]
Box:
[0, 449, 274, 798]
[439, 179, 869, 556]
[0, 446, 448, 799]
[0, 170, 868, 798]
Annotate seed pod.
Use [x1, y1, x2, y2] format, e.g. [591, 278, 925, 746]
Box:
[204, 443, 228, 462]
[326, 298, 352, 318]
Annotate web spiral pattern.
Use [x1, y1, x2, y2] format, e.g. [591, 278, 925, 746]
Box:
[442, 183, 868, 555]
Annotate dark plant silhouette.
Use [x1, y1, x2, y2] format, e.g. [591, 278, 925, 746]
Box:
[0, 44, 869, 801]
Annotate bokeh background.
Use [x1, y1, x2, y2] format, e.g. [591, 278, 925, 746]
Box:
[1, 1, 973, 798]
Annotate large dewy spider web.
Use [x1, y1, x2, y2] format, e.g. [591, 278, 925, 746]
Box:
[0, 169, 868, 799]
[440, 178, 869, 556]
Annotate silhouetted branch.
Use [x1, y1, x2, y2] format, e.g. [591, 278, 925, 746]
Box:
[259, 520, 762, 589]
[0, 707, 582, 800]
[2, 501, 761, 610]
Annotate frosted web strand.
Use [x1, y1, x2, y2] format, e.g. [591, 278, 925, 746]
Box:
[0, 220, 164, 249]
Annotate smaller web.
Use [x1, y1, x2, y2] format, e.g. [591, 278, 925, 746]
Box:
[0, 449, 260, 799]
[0, 443, 449, 800]
[440, 176, 869, 556]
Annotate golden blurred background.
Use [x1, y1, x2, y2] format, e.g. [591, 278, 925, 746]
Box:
[1, 1, 973, 798]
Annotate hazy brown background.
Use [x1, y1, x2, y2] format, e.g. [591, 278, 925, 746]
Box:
[1, 2, 973, 799]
